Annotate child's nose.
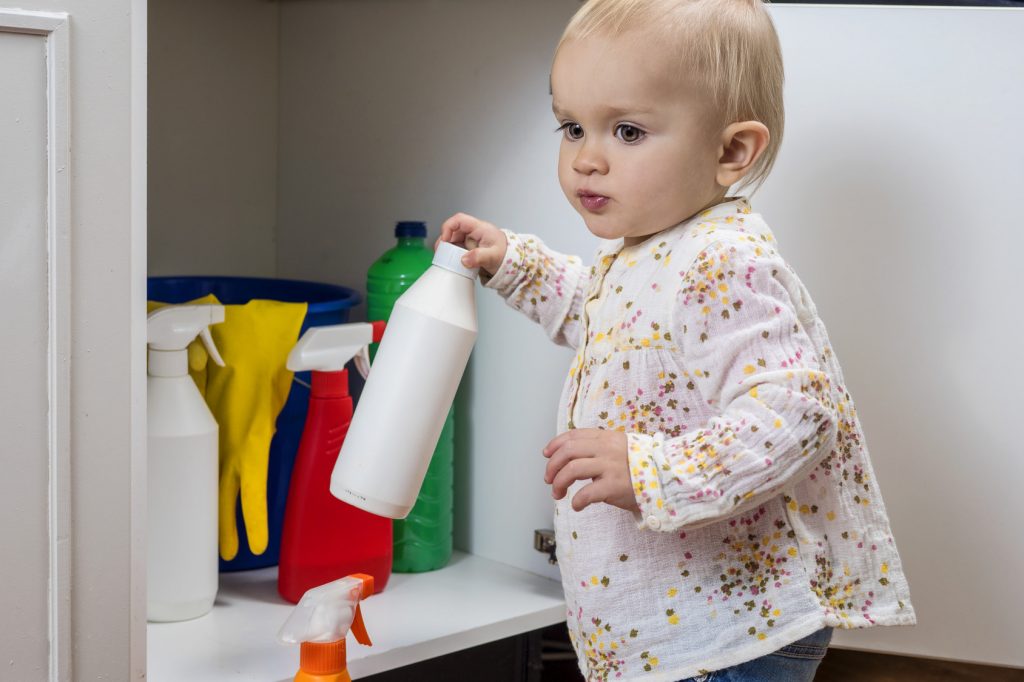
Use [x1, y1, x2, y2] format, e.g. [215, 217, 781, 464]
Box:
[572, 141, 609, 175]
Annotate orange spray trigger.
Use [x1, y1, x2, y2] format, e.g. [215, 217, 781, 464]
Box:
[351, 604, 372, 647]
[349, 573, 374, 646]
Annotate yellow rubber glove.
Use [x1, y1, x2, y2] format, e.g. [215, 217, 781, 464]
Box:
[205, 299, 307, 560]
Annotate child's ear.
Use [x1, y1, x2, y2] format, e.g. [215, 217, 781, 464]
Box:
[716, 121, 770, 188]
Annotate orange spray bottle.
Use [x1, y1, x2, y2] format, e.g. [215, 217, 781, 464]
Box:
[278, 573, 375, 682]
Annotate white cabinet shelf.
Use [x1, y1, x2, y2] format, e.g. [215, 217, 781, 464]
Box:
[148, 552, 565, 681]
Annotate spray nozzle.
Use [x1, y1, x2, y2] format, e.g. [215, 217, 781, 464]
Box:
[146, 305, 226, 376]
[287, 322, 385, 379]
[278, 573, 375, 646]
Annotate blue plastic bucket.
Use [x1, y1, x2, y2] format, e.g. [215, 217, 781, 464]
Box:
[148, 276, 360, 572]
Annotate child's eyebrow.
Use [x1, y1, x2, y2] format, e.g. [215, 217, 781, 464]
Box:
[601, 104, 655, 117]
[551, 102, 655, 119]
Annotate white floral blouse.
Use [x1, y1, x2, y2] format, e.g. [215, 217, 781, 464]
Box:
[485, 197, 915, 681]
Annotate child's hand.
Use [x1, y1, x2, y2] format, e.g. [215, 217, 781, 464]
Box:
[438, 212, 508, 278]
[543, 429, 638, 514]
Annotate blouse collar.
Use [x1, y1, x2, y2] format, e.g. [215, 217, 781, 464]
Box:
[598, 196, 753, 260]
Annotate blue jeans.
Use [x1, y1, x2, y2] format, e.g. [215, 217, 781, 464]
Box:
[678, 627, 833, 682]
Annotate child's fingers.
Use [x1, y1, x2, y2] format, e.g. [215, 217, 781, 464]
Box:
[471, 229, 502, 255]
[543, 428, 603, 457]
[438, 219, 455, 244]
[469, 226, 500, 248]
[544, 435, 602, 484]
[440, 215, 468, 244]
[551, 458, 604, 501]
[544, 441, 576, 484]
[440, 213, 475, 244]
[571, 479, 612, 512]
[440, 213, 468, 235]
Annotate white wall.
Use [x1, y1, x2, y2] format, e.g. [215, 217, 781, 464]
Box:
[148, 0, 279, 277]
[760, 5, 1023, 667]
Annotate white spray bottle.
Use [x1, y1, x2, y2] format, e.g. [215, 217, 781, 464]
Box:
[332, 242, 477, 518]
[147, 304, 225, 622]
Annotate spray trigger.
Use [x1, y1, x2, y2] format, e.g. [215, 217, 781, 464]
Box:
[353, 321, 385, 379]
[199, 327, 225, 367]
[351, 603, 372, 646]
[354, 346, 371, 380]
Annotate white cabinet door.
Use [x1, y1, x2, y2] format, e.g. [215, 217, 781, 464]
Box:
[0, 11, 65, 678]
[0, 3, 146, 680]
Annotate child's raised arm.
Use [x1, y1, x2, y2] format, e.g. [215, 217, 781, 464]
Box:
[628, 238, 840, 532]
[441, 212, 591, 350]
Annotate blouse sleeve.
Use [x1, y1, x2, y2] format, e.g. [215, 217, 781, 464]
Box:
[484, 230, 592, 350]
[627, 237, 839, 532]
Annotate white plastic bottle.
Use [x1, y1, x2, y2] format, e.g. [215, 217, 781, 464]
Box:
[332, 242, 477, 519]
[147, 304, 225, 622]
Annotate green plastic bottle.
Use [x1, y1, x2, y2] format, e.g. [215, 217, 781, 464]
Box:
[367, 221, 454, 572]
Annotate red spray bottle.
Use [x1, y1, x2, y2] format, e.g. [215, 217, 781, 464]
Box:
[278, 322, 391, 603]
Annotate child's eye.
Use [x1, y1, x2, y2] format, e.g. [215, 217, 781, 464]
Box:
[556, 122, 584, 141]
[615, 124, 645, 144]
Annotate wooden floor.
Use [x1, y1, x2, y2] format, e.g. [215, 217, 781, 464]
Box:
[816, 648, 1024, 682]
[539, 624, 1024, 681]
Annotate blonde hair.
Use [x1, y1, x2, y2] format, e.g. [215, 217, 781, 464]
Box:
[558, 0, 785, 194]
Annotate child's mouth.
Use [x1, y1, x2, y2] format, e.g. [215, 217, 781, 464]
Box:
[577, 190, 609, 212]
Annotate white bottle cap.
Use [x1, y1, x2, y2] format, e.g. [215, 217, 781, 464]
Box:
[433, 241, 478, 280]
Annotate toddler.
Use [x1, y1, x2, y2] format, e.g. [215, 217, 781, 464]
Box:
[441, 1, 915, 679]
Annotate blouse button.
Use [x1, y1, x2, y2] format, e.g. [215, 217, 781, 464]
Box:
[646, 516, 662, 530]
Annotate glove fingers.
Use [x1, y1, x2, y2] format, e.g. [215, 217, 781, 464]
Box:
[218, 470, 241, 561]
[205, 299, 306, 560]
[240, 455, 270, 555]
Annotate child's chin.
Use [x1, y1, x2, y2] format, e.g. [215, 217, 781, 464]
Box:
[582, 216, 626, 241]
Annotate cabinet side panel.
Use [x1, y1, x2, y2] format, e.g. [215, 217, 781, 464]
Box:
[0, 27, 50, 681]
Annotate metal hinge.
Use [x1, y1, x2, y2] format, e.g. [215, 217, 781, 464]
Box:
[534, 529, 557, 565]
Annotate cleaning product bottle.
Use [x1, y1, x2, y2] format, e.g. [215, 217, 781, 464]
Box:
[278, 573, 375, 682]
[333, 241, 477, 520]
[147, 304, 225, 622]
[278, 323, 392, 604]
[367, 221, 456, 571]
